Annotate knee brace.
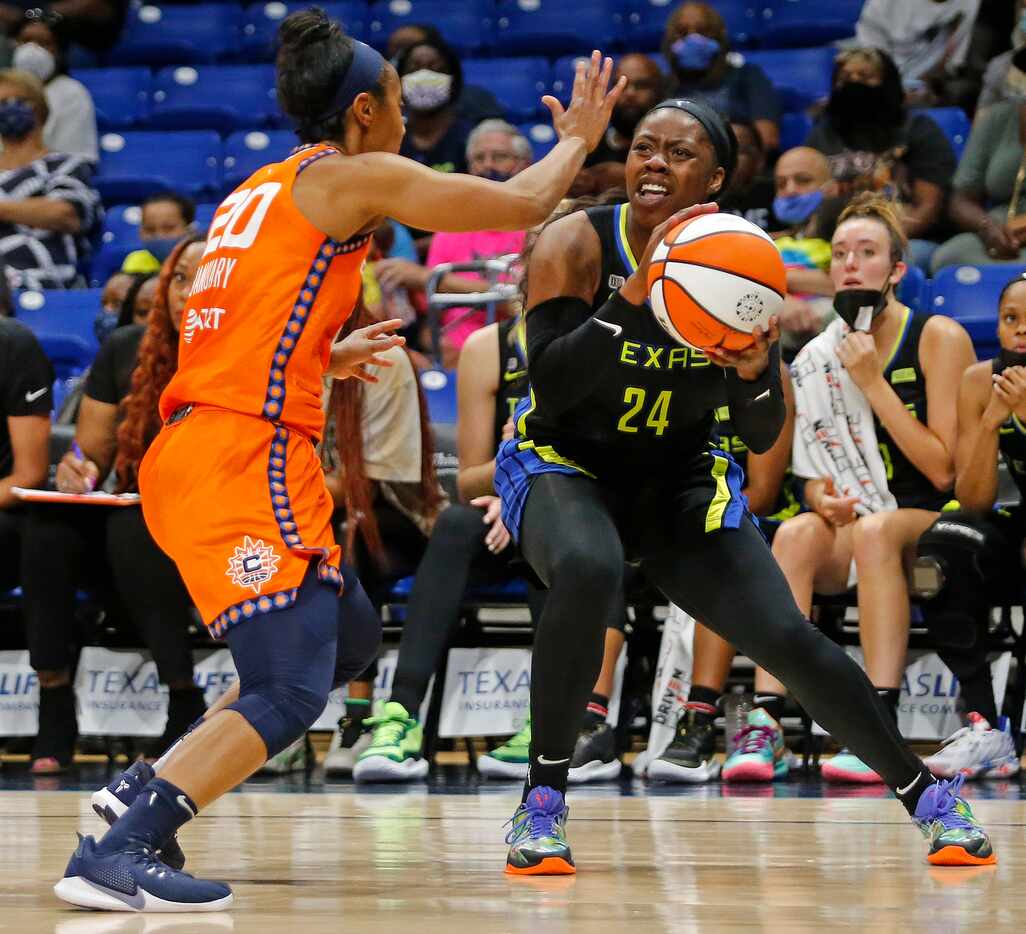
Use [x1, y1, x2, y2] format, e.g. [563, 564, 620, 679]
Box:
[228, 677, 330, 759]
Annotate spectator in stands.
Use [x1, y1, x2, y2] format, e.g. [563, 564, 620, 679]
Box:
[765, 194, 974, 784]
[375, 120, 532, 365]
[385, 22, 503, 125]
[21, 235, 207, 773]
[11, 11, 97, 160]
[397, 36, 473, 174]
[0, 69, 99, 290]
[121, 192, 196, 273]
[0, 317, 51, 593]
[0, 1, 127, 53]
[806, 48, 955, 271]
[573, 54, 665, 197]
[772, 147, 839, 350]
[662, 2, 780, 151]
[932, 97, 1026, 272]
[719, 120, 776, 232]
[855, 0, 981, 109]
[977, 0, 1026, 113]
[94, 271, 155, 346]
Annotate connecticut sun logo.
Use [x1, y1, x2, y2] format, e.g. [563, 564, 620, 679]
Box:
[226, 536, 281, 594]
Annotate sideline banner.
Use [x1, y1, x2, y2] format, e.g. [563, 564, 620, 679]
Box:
[0, 650, 39, 736]
[438, 647, 532, 738]
[75, 647, 167, 737]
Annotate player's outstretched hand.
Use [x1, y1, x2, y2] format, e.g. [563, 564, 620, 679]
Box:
[328, 317, 406, 382]
[706, 316, 780, 380]
[619, 203, 719, 305]
[542, 50, 626, 153]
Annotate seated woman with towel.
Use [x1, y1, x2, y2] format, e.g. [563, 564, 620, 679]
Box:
[760, 193, 976, 783]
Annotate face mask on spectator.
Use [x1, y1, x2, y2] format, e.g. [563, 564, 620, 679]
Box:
[13, 42, 56, 82]
[772, 190, 824, 226]
[145, 237, 181, 263]
[670, 33, 720, 73]
[477, 167, 513, 182]
[0, 98, 37, 141]
[833, 285, 890, 332]
[401, 69, 453, 111]
[828, 81, 889, 126]
[94, 309, 119, 344]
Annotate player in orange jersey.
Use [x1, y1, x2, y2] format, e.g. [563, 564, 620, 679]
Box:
[54, 8, 624, 912]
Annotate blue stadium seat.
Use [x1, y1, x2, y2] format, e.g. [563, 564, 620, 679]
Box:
[112, 3, 242, 65]
[760, 0, 862, 49]
[551, 54, 596, 103]
[195, 202, 221, 232]
[241, 2, 368, 59]
[742, 47, 835, 110]
[223, 130, 297, 192]
[14, 289, 102, 377]
[90, 240, 142, 289]
[914, 106, 971, 160]
[76, 68, 151, 130]
[495, 0, 625, 55]
[518, 122, 558, 161]
[96, 131, 223, 204]
[420, 368, 457, 424]
[462, 58, 551, 121]
[366, 0, 492, 54]
[100, 204, 145, 247]
[778, 110, 812, 151]
[626, 0, 761, 52]
[150, 65, 278, 131]
[931, 264, 1026, 360]
[896, 263, 929, 314]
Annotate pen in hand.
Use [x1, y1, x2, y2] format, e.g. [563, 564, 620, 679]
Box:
[70, 440, 96, 493]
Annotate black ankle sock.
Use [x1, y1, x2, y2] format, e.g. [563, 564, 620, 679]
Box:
[686, 686, 720, 725]
[522, 757, 570, 802]
[95, 778, 197, 855]
[753, 692, 787, 725]
[584, 692, 609, 727]
[345, 697, 371, 726]
[876, 688, 901, 727]
[894, 767, 937, 817]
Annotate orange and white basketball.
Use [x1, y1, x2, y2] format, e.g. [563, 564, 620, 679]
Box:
[647, 212, 786, 352]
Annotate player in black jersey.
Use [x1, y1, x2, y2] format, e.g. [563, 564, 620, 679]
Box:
[495, 100, 995, 874]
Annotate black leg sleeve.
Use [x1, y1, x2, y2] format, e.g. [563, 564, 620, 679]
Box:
[641, 518, 929, 802]
[389, 503, 511, 715]
[518, 474, 626, 793]
[105, 507, 196, 686]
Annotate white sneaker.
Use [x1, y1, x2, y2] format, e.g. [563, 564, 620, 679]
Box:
[258, 735, 309, 774]
[323, 717, 373, 776]
[923, 712, 1020, 780]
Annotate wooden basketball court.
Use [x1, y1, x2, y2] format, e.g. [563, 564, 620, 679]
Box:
[3, 785, 1024, 932]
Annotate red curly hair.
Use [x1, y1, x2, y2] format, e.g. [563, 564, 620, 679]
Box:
[114, 234, 205, 492]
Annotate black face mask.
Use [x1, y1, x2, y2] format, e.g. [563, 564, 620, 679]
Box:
[997, 348, 1026, 372]
[827, 81, 893, 128]
[833, 288, 888, 331]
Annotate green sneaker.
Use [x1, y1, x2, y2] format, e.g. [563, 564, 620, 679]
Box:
[914, 774, 996, 865]
[478, 720, 531, 779]
[505, 786, 575, 875]
[821, 748, 884, 784]
[352, 701, 428, 783]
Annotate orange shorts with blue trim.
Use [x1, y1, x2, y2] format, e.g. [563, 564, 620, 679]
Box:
[139, 405, 342, 638]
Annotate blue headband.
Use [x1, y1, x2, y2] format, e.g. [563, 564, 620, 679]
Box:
[319, 39, 386, 120]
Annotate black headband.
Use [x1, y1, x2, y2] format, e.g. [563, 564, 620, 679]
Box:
[317, 39, 386, 122]
[647, 98, 736, 187]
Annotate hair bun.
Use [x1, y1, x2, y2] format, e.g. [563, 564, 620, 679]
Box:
[277, 6, 342, 52]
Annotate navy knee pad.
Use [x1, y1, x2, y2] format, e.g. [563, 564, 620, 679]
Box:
[228, 678, 329, 759]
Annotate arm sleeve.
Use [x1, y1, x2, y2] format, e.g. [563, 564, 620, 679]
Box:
[724, 343, 785, 454]
[3, 327, 54, 418]
[526, 292, 642, 415]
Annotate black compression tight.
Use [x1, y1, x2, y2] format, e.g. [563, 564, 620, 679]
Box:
[519, 473, 932, 811]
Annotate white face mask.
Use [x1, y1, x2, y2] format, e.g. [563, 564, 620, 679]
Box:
[13, 43, 56, 83]
[401, 69, 453, 112]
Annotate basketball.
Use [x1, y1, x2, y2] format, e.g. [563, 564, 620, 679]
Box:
[647, 213, 787, 352]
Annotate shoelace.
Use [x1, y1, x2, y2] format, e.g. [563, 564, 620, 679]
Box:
[923, 774, 975, 830]
[732, 724, 777, 755]
[503, 803, 561, 844]
[363, 715, 414, 747]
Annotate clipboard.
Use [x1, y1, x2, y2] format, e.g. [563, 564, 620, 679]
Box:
[11, 487, 141, 506]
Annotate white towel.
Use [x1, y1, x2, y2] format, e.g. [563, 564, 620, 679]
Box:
[790, 318, 896, 515]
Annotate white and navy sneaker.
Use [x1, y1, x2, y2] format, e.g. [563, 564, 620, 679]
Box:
[54, 834, 233, 912]
[91, 761, 186, 871]
[924, 713, 1020, 780]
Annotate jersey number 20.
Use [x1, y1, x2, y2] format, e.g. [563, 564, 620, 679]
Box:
[204, 183, 283, 257]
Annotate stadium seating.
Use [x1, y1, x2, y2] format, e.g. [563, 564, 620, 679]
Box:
[494, 0, 625, 56]
[366, 0, 494, 54]
[778, 110, 813, 151]
[550, 54, 593, 104]
[896, 263, 929, 314]
[518, 121, 558, 162]
[111, 3, 243, 66]
[743, 46, 834, 110]
[95, 131, 223, 204]
[241, 2, 368, 59]
[626, 0, 761, 52]
[462, 58, 551, 121]
[759, 0, 862, 48]
[77, 68, 152, 131]
[916, 106, 972, 161]
[14, 289, 102, 378]
[931, 264, 1026, 360]
[420, 368, 458, 425]
[223, 130, 297, 191]
[150, 65, 279, 131]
